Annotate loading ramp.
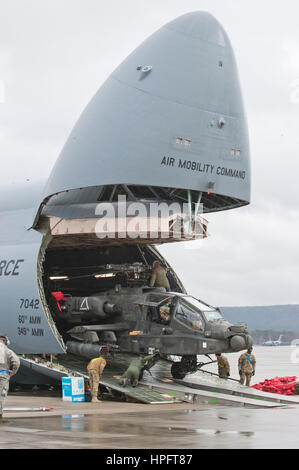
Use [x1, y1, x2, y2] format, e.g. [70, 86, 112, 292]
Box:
[60, 355, 180, 404]
[15, 356, 299, 408]
[99, 374, 180, 404]
[139, 378, 284, 408]
[15, 355, 180, 405]
[177, 369, 299, 406]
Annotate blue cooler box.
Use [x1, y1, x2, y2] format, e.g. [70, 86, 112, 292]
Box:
[61, 377, 85, 402]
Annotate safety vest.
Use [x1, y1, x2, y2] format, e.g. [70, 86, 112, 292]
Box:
[90, 357, 104, 364]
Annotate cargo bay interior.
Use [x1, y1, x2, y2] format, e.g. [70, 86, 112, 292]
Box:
[40, 242, 185, 344]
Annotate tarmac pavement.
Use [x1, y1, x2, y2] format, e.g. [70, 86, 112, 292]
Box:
[1, 392, 298, 450]
[3, 392, 210, 419]
[0, 392, 218, 450]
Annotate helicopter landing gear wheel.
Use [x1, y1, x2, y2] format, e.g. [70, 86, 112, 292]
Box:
[171, 355, 198, 380]
[171, 362, 186, 380]
[181, 355, 197, 373]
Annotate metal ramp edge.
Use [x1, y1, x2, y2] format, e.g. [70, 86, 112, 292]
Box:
[100, 374, 181, 405]
[140, 379, 287, 408]
[175, 375, 299, 406]
[15, 357, 70, 382]
[19, 356, 180, 405]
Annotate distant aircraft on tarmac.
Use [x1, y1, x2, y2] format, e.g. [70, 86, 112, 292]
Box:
[263, 335, 283, 346]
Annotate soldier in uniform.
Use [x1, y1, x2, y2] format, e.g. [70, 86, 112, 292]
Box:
[215, 353, 230, 379]
[0, 335, 20, 420]
[159, 299, 172, 324]
[149, 261, 170, 291]
[118, 353, 158, 387]
[238, 347, 256, 386]
[87, 347, 108, 403]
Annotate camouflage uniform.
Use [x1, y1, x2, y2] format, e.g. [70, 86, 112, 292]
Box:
[238, 350, 256, 386]
[0, 341, 20, 418]
[159, 304, 170, 323]
[118, 355, 154, 387]
[87, 356, 106, 402]
[149, 265, 170, 289]
[216, 354, 230, 378]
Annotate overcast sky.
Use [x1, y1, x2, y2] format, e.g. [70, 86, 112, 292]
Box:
[0, 0, 299, 307]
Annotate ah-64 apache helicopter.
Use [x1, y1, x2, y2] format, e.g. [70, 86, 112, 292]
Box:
[50, 259, 253, 380]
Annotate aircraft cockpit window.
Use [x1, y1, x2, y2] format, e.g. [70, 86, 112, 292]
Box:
[148, 294, 170, 304]
[175, 137, 192, 147]
[181, 296, 214, 312]
[203, 310, 224, 322]
[181, 296, 223, 322]
[231, 149, 241, 158]
[175, 302, 204, 331]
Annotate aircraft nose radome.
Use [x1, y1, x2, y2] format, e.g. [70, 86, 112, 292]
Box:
[41, 11, 250, 207]
[165, 11, 229, 47]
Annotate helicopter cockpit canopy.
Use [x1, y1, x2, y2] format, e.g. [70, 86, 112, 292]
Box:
[175, 300, 204, 331]
[174, 295, 223, 332]
[145, 291, 224, 330]
[179, 296, 224, 322]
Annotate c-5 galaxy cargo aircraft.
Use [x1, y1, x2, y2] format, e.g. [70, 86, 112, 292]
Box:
[0, 12, 252, 379]
[263, 335, 283, 347]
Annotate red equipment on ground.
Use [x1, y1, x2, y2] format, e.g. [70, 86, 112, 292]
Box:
[252, 376, 297, 395]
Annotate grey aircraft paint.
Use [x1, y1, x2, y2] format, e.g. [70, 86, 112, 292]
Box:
[0, 12, 251, 356]
[42, 11, 250, 210]
[0, 181, 65, 354]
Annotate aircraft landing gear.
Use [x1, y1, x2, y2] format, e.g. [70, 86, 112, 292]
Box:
[171, 355, 216, 380]
[171, 355, 197, 380]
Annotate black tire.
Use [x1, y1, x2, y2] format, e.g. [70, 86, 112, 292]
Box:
[181, 355, 197, 372]
[171, 362, 186, 380]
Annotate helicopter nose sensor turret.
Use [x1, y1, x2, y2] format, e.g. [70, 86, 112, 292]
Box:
[227, 323, 253, 351]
